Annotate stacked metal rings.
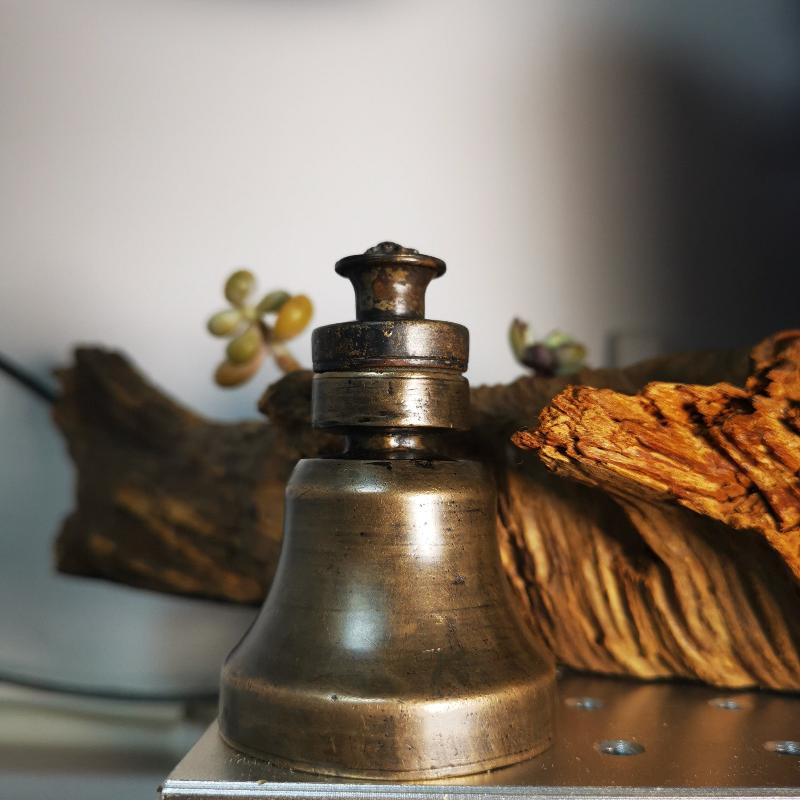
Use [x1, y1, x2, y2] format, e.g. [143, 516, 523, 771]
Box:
[311, 244, 470, 430]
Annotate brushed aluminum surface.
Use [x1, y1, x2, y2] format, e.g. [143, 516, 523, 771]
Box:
[162, 674, 800, 799]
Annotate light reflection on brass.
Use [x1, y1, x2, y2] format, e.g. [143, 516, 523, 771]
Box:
[218, 242, 555, 779]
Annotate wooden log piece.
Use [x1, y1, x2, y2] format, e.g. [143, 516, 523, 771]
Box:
[511, 330, 800, 689]
[51, 336, 800, 689]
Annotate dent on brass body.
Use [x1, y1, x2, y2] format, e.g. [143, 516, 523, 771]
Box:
[219, 242, 555, 780]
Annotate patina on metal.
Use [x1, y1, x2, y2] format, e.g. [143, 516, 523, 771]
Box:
[218, 242, 556, 780]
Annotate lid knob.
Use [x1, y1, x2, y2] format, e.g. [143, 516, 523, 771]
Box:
[335, 242, 446, 321]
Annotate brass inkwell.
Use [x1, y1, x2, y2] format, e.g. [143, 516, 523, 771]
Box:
[219, 243, 555, 780]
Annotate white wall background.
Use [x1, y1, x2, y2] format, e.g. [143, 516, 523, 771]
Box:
[1, 0, 581, 422]
[2, 2, 799, 796]
[1, 0, 799, 705]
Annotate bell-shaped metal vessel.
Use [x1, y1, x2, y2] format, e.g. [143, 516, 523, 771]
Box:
[219, 243, 555, 780]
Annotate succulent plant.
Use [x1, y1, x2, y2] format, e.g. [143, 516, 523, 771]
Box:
[208, 269, 313, 387]
[509, 318, 587, 377]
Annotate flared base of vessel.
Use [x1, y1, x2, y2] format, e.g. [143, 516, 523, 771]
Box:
[219, 458, 555, 780]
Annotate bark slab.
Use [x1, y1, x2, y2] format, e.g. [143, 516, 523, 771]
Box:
[52, 335, 800, 689]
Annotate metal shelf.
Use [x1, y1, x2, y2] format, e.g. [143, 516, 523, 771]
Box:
[160, 674, 800, 799]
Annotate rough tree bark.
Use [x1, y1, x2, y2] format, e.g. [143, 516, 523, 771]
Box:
[55, 356, 337, 603]
[52, 334, 800, 690]
[509, 329, 800, 689]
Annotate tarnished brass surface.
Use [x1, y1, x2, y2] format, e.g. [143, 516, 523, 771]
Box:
[219, 242, 555, 779]
[335, 242, 446, 321]
[312, 319, 469, 373]
[312, 370, 471, 430]
[220, 459, 553, 779]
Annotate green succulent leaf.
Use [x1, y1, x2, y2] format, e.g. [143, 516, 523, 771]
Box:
[256, 290, 291, 315]
[542, 329, 573, 349]
[553, 342, 587, 376]
[509, 318, 530, 362]
[224, 269, 256, 306]
[207, 308, 244, 337]
[226, 324, 263, 364]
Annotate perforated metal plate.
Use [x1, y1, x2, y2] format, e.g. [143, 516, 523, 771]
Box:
[159, 674, 800, 799]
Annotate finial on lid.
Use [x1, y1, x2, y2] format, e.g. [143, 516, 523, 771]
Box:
[335, 242, 446, 321]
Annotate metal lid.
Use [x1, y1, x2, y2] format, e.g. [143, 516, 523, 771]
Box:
[334, 242, 445, 322]
[311, 243, 470, 431]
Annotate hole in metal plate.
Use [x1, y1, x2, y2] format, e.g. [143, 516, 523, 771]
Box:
[764, 740, 800, 756]
[708, 697, 743, 710]
[566, 696, 604, 710]
[596, 739, 645, 756]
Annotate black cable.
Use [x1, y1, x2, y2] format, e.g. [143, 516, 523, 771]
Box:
[0, 351, 58, 403]
[0, 668, 217, 703]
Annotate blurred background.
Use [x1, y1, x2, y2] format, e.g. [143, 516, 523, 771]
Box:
[1, 0, 799, 797]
